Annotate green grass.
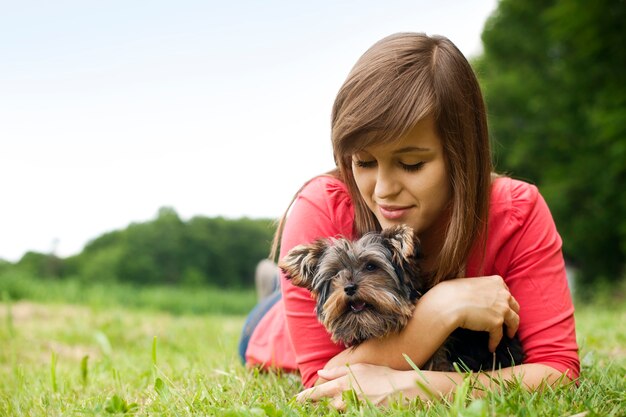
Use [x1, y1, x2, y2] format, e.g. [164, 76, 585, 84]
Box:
[0, 271, 257, 315]
[0, 292, 624, 415]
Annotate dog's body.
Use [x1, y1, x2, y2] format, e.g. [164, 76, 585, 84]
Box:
[279, 225, 524, 372]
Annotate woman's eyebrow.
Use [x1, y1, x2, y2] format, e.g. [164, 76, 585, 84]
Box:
[395, 146, 431, 153]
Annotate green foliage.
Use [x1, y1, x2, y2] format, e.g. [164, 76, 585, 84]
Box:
[15, 251, 63, 279]
[182, 215, 275, 288]
[115, 209, 184, 285]
[105, 207, 275, 287]
[477, 0, 626, 287]
[0, 259, 10, 273]
[4, 207, 276, 289]
[104, 394, 138, 415]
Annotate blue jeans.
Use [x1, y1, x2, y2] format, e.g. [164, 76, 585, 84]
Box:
[238, 289, 282, 363]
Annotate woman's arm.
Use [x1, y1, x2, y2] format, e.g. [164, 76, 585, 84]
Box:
[310, 180, 579, 403]
[322, 181, 579, 383]
[322, 275, 520, 374]
[279, 176, 354, 386]
[302, 362, 567, 409]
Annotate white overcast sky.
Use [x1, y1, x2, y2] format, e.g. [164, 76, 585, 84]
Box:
[0, 0, 499, 262]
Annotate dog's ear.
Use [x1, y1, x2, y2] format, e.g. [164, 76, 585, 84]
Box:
[381, 225, 423, 298]
[380, 225, 420, 266]
[278, 239, 328, 290]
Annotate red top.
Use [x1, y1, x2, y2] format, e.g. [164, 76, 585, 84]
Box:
[245, 175, 579, 387]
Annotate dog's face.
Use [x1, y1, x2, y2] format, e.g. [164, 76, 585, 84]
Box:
[279, 225, 422, 346]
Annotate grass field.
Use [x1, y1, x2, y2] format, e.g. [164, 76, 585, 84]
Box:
[0, 293, 624, 416]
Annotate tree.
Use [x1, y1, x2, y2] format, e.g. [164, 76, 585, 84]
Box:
[116, 207, 187, 285]
[16, 251, 62, 279]
[477, 0, 626, 289]
[184, 216, 275, 287]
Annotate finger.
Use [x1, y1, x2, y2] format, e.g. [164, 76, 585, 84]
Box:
[488, 325, 503, 352]
[330, 396, 346, 411]
[296, 380, 341, 403]
[505, 310, 520, 338]
[318, 366, 350, 381]
[506, 326, 516, 339]
[491, 274, 506, 287]
[509, 295, 520, 313]
[296, 387, 314, 403]
[296, 386, 328, 403]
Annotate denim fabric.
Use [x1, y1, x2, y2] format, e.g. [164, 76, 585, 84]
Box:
[238, 289, 282, 363]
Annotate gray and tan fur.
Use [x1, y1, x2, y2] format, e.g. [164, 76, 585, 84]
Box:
[279, 225, 422, 346]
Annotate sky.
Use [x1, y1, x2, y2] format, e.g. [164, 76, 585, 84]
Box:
[0, 0, 499, 262]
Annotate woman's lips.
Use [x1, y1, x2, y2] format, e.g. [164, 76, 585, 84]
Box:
[378, 205, 412, 220]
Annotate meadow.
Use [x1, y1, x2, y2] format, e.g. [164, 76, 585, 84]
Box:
[0, 282, 624, 416]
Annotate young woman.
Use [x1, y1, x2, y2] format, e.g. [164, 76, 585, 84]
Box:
[239, 32, 579, 408]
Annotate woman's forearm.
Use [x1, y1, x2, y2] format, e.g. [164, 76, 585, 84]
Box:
[403, 363, 569, 400]
[306, 363, 569, 405]
[323, 276, 521, 374]
[324, 288, 457, 371]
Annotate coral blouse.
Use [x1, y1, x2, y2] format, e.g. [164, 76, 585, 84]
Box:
[245, 175, 579, 387]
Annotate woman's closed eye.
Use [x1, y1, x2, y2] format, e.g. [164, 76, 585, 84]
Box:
[400, 161, 425, 172]
[353, 156, 426, 172]
[353, 159, 377, 169]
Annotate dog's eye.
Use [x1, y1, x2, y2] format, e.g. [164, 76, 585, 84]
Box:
[365, 263, 377, 271]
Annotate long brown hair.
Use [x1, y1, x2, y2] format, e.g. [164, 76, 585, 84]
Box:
[332, 33, 492, 283]
[273, 33, 492, 283]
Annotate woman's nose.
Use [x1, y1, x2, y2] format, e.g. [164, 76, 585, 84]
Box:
[374, 167, 401, 199]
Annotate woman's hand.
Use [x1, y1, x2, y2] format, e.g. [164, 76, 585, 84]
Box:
[319, 276, 520, 373]
[300, 363, 566, 410]
[297, 364, 427, 409]
[431, 275, 520, 351]
[313, 275, 519, 378]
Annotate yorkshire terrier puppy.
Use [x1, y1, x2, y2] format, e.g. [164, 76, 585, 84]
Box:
[279, 225, 524, 372]
[280, 225, 423, 347]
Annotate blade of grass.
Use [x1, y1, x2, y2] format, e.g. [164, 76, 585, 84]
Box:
[50, 351, 58, 393]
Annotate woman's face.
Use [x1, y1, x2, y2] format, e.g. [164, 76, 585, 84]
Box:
[352, 115, 451, 241]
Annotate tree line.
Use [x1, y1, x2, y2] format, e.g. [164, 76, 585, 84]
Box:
[3, 207, 276, 288]
[476, 0, 625, 288]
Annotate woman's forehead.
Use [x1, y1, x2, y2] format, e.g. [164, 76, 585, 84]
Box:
[352, 116, 442, 155]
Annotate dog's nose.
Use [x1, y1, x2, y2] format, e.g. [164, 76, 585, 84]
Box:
[344, 283, 357, 296]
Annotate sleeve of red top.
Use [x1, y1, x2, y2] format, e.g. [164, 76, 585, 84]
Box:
[496, 181, 580, 379]
[279, 176, 354, 387]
